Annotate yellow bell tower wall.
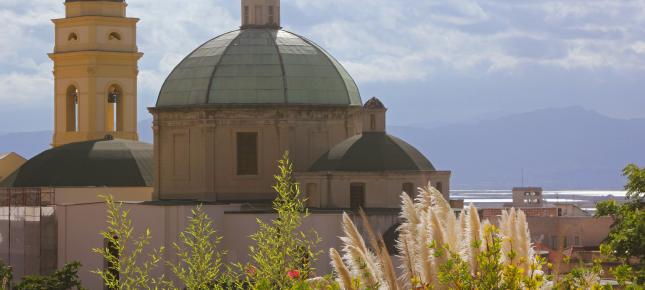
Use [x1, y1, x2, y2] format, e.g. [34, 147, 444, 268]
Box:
[49, 0, 143, 147]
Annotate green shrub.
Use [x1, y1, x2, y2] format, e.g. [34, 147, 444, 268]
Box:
[241, 152, 321, 289]
[93, 194, 169, 289]
[15, 262, 85, 290]
[167, 205, 224, 290]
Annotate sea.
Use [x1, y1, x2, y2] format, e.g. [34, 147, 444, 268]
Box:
[450, 189, 627, 213]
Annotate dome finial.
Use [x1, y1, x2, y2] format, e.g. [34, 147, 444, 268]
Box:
[241, 0, 281, 29]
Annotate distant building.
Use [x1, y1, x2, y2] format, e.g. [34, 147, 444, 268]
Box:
[0, 152, 26, 183]
[481, 186, 612, 274]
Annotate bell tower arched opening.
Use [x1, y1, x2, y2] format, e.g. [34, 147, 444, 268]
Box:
[106, 85, 123, 132]
[66, 85, 79, 132]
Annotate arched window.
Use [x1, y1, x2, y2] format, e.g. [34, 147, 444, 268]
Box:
[106, 85, 123, 132]
[66, 86, 79, 132]
[68, 33, 78, 41]
[108, 32, 121, 40]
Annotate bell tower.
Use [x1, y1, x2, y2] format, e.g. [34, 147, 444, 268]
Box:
[49, 0, 142, 147]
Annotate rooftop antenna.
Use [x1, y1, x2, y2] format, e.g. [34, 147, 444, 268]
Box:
[521, 168, 525, 187]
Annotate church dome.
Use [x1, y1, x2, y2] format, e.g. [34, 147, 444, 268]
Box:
[156, 28, 362, 107]
[1, 138, 153, 187]
[309, 132, 436, 172]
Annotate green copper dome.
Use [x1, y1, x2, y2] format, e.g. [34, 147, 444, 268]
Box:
[309, 132, 436, 172]
[0, 138, 153, 187]
[156, 29, 362, 107]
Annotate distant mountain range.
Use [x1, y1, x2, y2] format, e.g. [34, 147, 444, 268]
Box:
[1, 107, 642, 189]
[389, 106, 645, 189]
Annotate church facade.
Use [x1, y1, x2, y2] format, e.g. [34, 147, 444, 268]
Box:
[0, 0, 451, 287]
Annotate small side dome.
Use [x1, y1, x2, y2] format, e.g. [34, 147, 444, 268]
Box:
[309, 132, 435, 172]
[1, 139, 153, 187]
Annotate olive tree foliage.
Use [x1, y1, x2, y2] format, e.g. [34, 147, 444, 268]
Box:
[167, 205, 224, 290]
[93, 195, 169, 290]
[595, 163, 645, 285]
[242, 152, 321, 289]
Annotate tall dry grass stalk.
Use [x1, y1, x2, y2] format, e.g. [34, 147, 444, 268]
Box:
[330, 183, 540, 289]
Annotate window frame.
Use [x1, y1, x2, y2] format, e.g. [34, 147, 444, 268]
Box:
[349, 182, 366, 210]
[235, 131, 259, 176]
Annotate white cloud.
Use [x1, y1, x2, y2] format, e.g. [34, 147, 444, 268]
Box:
[1, 0, 644, 110]
[0, 66, 52, 106]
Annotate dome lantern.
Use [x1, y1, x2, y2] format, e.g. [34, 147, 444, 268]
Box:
[362, 97, 387, 133]
[241, 0, 280, 29]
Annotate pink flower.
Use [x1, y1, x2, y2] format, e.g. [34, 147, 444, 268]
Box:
[287, 269, 300, 280]
[246, 265, 256, 277]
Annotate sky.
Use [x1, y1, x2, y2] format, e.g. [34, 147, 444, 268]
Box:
[1, 0, 645, 132]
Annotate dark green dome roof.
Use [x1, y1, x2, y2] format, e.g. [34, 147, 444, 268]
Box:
[156, 28, 362, 107]
[1, 138, 153, 187]
[309, 132, 435, 172]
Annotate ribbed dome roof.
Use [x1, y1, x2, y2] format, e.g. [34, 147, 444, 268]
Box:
[1, 138, 153, 187]
[156, 28, 362, 107]
[309, 132, 436, 172]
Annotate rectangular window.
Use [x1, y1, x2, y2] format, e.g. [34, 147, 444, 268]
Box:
[350, 183, 365, 210]
[436, 182, 443, 195]
[563, 236, 569, 249]
[268, 5, 275, 24]
[104, 236, 119, 286]
[574, 236, 580, 246]
[370, 114, 376, 130]
[402, 182, 414, 198]
[306, 183, 319, 208]
[551, 235, 558, 249]
[244, 6, 249, 25]
[255, 5, 262, 24]
[173, 133, 189, 178]
[237, 132, 258, 175]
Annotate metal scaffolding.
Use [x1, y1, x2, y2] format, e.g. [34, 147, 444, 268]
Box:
[0, 187, 57, 280]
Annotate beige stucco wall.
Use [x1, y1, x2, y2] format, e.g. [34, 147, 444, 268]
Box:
[57, 203, 365, 289]
[488, 215, 613, 248]
[0, 153, 26, 182]
[54, 187, 153, 205]
[297, 171, 450, 208]
[150, 106, 362, 201]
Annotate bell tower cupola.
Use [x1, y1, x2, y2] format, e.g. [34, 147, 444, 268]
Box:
[241, 0, 281, 29]
[49, 0, 142, 147]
